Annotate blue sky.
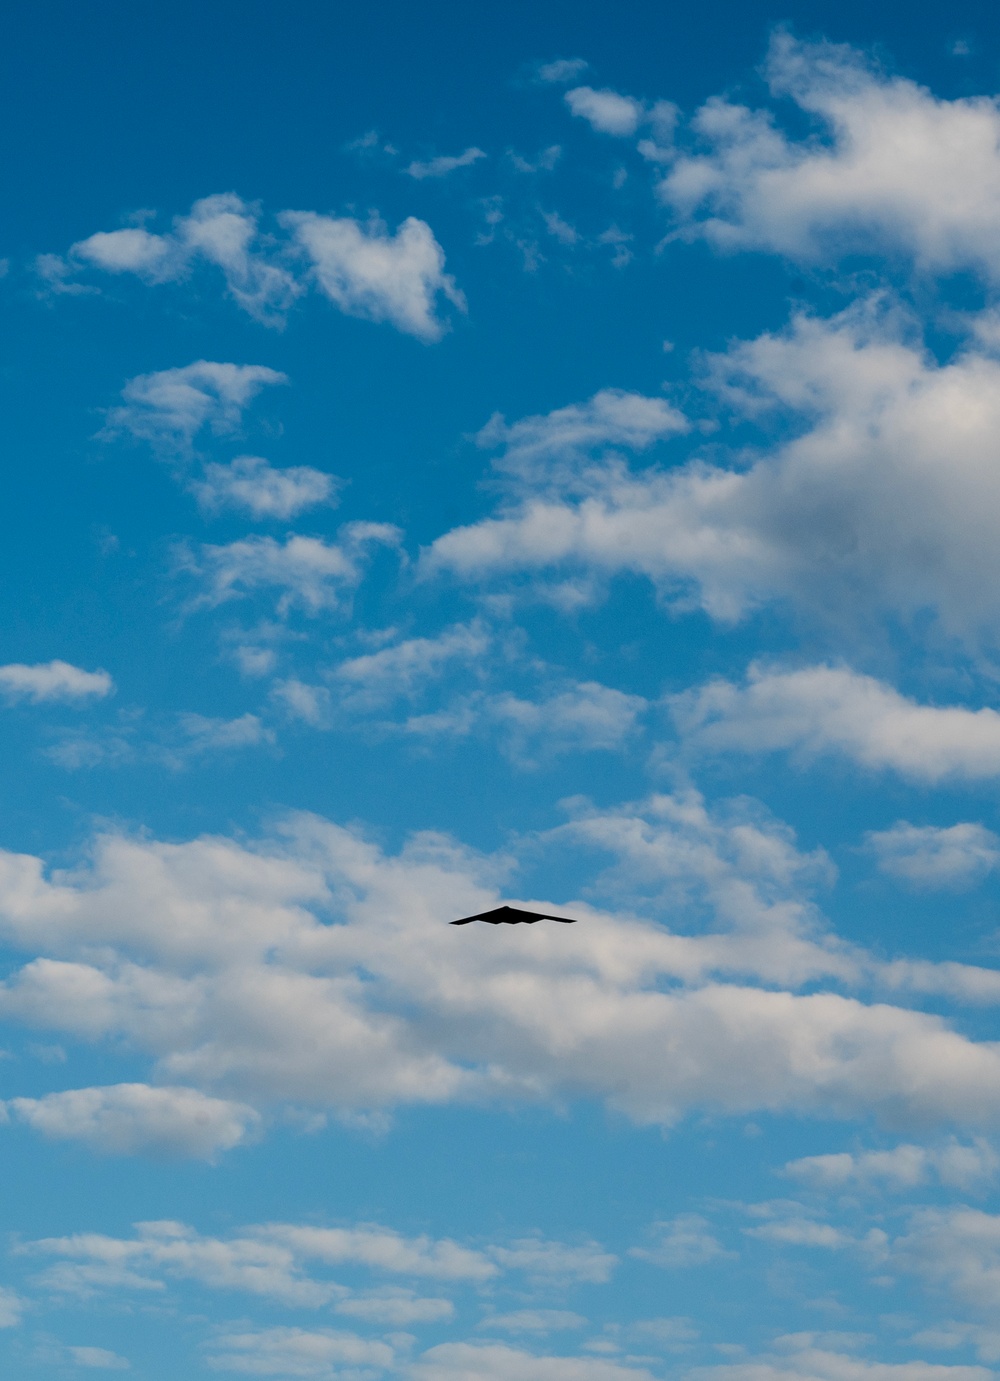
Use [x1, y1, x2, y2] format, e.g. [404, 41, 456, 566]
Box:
[8, 1, 1000, 1376]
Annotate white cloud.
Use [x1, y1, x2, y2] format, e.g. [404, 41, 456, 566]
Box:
[565, 88, 644, 138]
[693, 1346, 991, 1381]
[259, 1224, 496, 1281]
[66, 1346, 130, 1369]
[25, 1216, 569, 1312]
[73, 194, 300, 324]
[333, 622, 491, 708]
[5, 1084, 260, 1158]
[176, 713, 274, 754]
[488, 1239, 617, 1284]
[334, 1287, 454, 1325]
[0, 1286, 24, 1327]
[63, 195, 463, 339]
[272, 679, 333, 728]
[191, 456, 337, 519]
[660, 33, 1000, 282]
[73, 225, 180, 279]
[485, 682, 646, 760]
[204, 1326, 394, 1375]
[478, 1312, 587, 1335]
[0, 661, 112, 703]
[629, 1215, 730, 1267]
[182, 523, 401, 615]
[281, 211, 465, 341]
[0, 797, 997, 1134]
[537, 59, 589, 84]
[103, 361, 287, 455]
[411, 1342, 658, 1381]
[894, 1207, 1000, 1316]
[786, 1139, 1000, 1193]
[474, 388, 688, 490]
[426, 304, 1000, 646]
[911, 1323, 1000, 1366]
[867, 822, 1000, 889]
[406, 147, 486, 179]
[672, 664, 1000, 783]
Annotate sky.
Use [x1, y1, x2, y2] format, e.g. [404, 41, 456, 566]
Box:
[9, 0, 1000, 1375]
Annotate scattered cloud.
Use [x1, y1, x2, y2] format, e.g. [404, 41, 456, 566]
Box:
[406, 147, 487, 179]
[66, 1346, 131, 1370]
[332, 622, 491, 709]
[629, 1215, 731, 1268]
[180, 523, 401, 616]
[660, 32, 1000, 283]
[73, 194, 300, 324]
[3, 1084, 260, 1158]
[671, 664, 1000, 783]
[478, 1312, 587, 1335]
[0, 800, 994, 1134]
[203, 1325, 395, 1375]
[55, 195, 464, 340]
[0, 1287, 24, 1328]
[425, 303, 1000, 646]
[334, 1286, 455, 1325]
[281, 210, 466, 341]
[537, 58, 589, 84]
[894, 1207, 1000, 1316]
[488, 1239, 617, 1284]
[0, 661, 112, 703]
[411, 1342, 658, 1381]
[786, 1139, 1000, 1193]
[694, 1344, 990, 1381]
[565, 87, 645, 138]
[190, 455, 337, 520]
[102, 361, 286, 456]
[485, 681, 646, 761]
[866, 823, 1000, 889]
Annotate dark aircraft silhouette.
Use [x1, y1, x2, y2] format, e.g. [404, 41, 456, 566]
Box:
[451, 905, 579, 925]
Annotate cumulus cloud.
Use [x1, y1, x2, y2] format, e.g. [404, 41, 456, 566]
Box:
[190, 455, 337, 520]
[694, 1345, 990, 1381]
[0, 795, 994, 1135]
[411, 1342, 657, 1381]
[176, 713, 274, 754]
[660, 32, 1000, 282]
[629, 1215, 730, 1267]
[671, 664, 1000, 782]
[537, 58, 589, 84]
[3, 1084, 259, 1158]
[281, 211, 466, 341]
[474, 388, 688, 490]
[59, 195, 464, 339]
[73, 194, 300, 323]
[102, 361, 287, 455]
[406, 147, 486, 179]
[180, 523, 401, 616]
[866, 823, 1000, 889]
[478, 1312, 586, 1335]
[487, 1239, 617, 1284]
[24, 1217, 620, 1317]
[204, 1326, 394, 1375]
[334, 1287, 455, 1325]
[893, 1208, 1000, 1317]
[0, 1287, 24, 1328]
[0, 661, 112, 703]
[786, 1139, 1000, 1193]
[565, 87, 645, 138]
[427, 304, 1000, 647]
[332, 622, 491, 709]
[67, 1346, 130, 1370]
[484, 682, 646, 761]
